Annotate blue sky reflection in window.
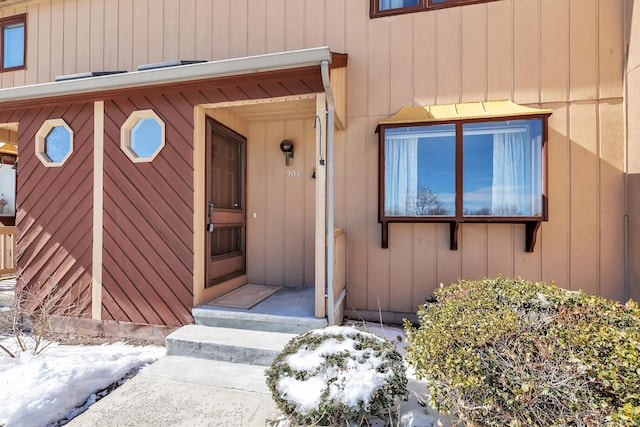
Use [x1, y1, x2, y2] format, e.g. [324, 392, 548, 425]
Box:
[384, 118, 543, 218]
[3, 22, 24, 68]
[44, 127, 71, 163]
[379, 0, 419, 10]
[130, 117, 162, 158]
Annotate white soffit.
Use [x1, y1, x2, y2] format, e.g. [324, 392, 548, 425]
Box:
[0, 47, 334, 104]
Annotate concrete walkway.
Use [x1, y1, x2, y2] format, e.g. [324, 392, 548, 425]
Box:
[67, 356, 282, 427]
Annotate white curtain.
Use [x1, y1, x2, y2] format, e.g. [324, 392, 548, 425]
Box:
[491, 132, 531, 215]
[379, 0, 410, 10]
[385, 138, 418, 216]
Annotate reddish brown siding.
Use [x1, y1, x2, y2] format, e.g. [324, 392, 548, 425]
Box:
[12, 103, 94, 316]
[102, 95, 194, 327]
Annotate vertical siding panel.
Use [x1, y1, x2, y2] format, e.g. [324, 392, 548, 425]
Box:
[25, 5, 39, 85]
[514, 226, 542, 280]
[413, 223, 437, 308]
[326, 0, 345, 52]
[513, 0, 540, 104]
[368, 18, 390, 117]
[541, 103, 571, 287]
[487, 224, 515, 277]
[305, 0, 325, 49]
[163, 0, 179, 61]
[62, 0, 77, 75]
[283, 120, 306, 286]
[229, 0, 248, 58]
[102, 0, 117, 69]
[599, 0, 624, 99]
[345, 117, 368, 310]
[541, 0, 569, 103]
[461, 3, 487, 102]
[436, 223, 461, 287]
[194, 0, 213, 60]
[436, 8, 461, 104]
[345, 0, 367, 118]
[51, 2, 64, 78]
[413, 12, 436, 105]
[333, 129, 346, 230]
[36, 1, 51, 82]
[89, 0, 104, 72]
[266, 0, 285, 53]
[132, 0, 149, 68]
[461, 224, 488, 280]
[247, 122, 267, 285]
[570, 102, 599, 293]
[599, 100, 625, 300]
[569, 0, 597, 100]
[247, 0, 266, 56]
[75, 0, 90, 73]
[389, 224, 413, 313]
[285, 0, 303, 51]
[390, 15, 414, 112]
[211, 0, 230, 60]
[265, 121, 286, 285]
[367, 117, 390, 311]
[117, 0, 133, 71]
[487, 0, 513, 100]
[147, 0, 163, 63]
[179, 0, 196, 60]
[304, 119, 317, 287]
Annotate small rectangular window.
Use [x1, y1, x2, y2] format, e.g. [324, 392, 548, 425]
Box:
[0, 14, 26, 71]
[371, 0, 500, 18]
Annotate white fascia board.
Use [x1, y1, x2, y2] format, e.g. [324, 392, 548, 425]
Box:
[0, 47, 333, 103]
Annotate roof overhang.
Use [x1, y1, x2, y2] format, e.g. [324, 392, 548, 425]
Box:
[378, 100, 552, 127]
[0, 47, 347, 107]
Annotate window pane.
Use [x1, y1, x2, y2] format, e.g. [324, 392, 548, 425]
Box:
[379, 0, 419, 11]
[463, 119, 543, 217]
[384, 124, 455, 217]
[3, 22, 24, 68]
[131, 117, 162, 158]
[45, 126, 71, 163]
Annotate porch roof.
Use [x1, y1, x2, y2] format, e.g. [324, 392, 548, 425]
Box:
[378, 100, 552, 126]
[0, 47, 346, 107]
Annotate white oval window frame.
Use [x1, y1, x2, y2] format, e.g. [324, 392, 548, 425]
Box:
[121, 110, 165, 163]
[35, 118, 74, 167]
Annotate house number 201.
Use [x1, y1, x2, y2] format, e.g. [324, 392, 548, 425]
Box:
[286, 170, 300, 178]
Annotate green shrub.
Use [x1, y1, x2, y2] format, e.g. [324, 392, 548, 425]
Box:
[265, 325, 408, 426]
[404, 277, 640, 427]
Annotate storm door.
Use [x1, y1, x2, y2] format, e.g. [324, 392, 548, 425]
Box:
[205, 118, 246, 287]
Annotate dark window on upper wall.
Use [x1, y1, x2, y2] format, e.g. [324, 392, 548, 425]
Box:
[0, 14, 25, 72]
[371, 0, 500, 18]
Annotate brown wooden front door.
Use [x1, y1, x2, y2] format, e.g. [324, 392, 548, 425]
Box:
[205, 118, 246, 287]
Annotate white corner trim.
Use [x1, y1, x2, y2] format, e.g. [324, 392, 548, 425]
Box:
[92, 101, 104, 320]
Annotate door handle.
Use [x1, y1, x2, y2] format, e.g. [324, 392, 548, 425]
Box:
[206, 202, 214, 232]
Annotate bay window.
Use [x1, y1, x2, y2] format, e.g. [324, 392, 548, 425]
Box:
[371, 0, 500, 18]
[377, 101, 551, 251]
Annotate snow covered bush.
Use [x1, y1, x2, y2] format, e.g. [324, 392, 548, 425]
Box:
[404, 277, 640, 427]
[265, 325, 408, 426]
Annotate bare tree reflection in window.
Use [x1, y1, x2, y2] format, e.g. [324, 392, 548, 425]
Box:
[415, 185, 450, 216]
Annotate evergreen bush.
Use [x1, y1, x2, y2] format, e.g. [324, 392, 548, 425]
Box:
[404, 277, 640, 427]
[266, 325, 408, 426]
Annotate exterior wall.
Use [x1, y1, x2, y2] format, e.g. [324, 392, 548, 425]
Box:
[246, 118, 317, 288]
[0, 0, 630, 320]
[625, 0, 640, 302]
[2, 103, 94, 315]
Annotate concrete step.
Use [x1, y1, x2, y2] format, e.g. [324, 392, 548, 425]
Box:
[192, 306, 327, 334]
[165, 324, 297, 366]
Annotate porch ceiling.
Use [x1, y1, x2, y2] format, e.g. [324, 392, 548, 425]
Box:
[212, 96, 317, 123]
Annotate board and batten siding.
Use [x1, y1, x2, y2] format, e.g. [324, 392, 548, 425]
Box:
[0, 0, 630, 317]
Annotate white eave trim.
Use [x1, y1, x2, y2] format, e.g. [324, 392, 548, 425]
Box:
[0, 46, 334, 103]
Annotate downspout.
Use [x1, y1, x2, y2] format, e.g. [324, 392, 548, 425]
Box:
[321, 61, 335, 324]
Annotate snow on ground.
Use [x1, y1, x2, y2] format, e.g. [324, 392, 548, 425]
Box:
[0, 335, 164, 427]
